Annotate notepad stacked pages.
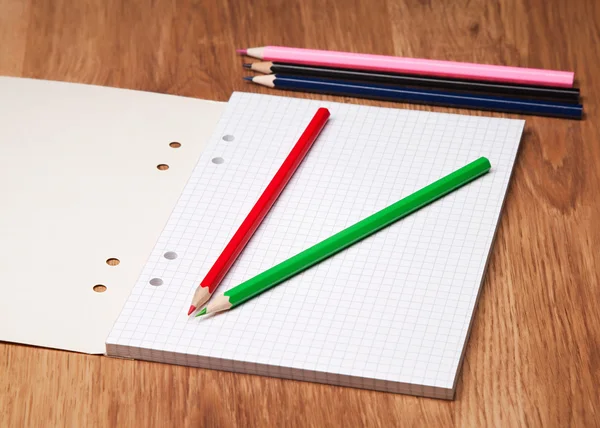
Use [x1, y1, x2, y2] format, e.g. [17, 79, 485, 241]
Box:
[107, 92, 524, 399]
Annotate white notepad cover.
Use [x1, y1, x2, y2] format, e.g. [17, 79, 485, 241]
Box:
[0, 77, 225, 353]
[106, 92, 524, 398]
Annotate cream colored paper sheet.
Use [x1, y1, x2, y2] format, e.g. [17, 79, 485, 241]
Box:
[0, 77, 225, 353]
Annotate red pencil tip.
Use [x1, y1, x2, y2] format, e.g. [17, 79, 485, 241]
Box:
[187, 305, 197, 316]
[236, 49, 247, 55]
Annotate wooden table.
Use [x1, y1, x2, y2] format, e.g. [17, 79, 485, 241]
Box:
[2, 0, 599, 426]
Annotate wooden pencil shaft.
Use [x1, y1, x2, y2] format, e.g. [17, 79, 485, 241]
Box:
[264, 75, 582, 119]
[264, 62, 580, 103]
[245, 46, 575, 87]
[222, 157, 491, 308]
[189, 107, 330, 313]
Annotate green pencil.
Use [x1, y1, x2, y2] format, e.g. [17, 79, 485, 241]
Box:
[197, 157, 491, 317]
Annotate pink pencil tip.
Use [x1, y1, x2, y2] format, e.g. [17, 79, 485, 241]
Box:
[187, 305, 197, 316]
[236, 49, 247, 55]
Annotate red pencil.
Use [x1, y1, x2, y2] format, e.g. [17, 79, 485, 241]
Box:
[187, 107, 331, 315]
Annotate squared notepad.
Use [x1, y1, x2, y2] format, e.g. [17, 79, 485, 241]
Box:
[106, 92, 524, 399]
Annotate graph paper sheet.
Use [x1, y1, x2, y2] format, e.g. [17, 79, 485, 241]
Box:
[106, 92, 524, 399]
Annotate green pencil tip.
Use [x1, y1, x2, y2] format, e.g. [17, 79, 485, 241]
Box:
[195, 308, 207, 317]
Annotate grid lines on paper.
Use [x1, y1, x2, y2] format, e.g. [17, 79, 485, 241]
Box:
[106, 92, 524, 396]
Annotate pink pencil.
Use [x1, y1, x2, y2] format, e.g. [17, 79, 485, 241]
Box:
[237, 46, 574, 88]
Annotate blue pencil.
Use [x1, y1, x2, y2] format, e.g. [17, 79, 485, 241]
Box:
[245, 74, 583, 119]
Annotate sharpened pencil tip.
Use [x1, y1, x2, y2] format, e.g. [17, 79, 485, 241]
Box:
[243, 76, 254, 81]
[196, 308, 207, 317]
[236, 49, 247, 55]
[242, 63, 251, 69]
[187, 305, 196, 316]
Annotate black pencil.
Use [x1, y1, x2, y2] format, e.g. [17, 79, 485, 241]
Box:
[244, 62, 580, 104]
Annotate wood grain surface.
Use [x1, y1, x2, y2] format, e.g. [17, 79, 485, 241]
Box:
[1, 0, 600, 426]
